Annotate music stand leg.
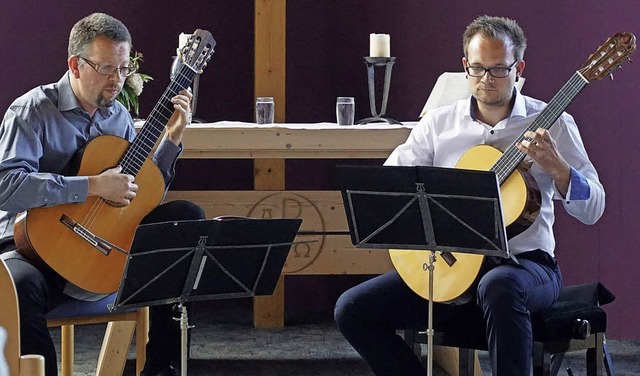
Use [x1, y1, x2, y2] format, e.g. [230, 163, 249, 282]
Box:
[175, 303, 191, 376]
[419, 250, 436, 376]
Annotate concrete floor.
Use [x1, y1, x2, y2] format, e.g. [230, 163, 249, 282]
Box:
[52, 299, 640, 375]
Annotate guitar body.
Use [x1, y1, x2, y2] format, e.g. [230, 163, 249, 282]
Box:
[389, 145, 540, 303]
[14, 135, 165, 293]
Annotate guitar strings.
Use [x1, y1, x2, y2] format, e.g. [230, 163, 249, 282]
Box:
[491, 72, 588, 184]
[120, 64, 194, 175]
[489, 36, 629, 184]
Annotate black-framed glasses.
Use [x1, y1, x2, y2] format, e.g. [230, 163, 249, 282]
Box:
[78, 56, 136, 77]
[465, 60, 518, 78]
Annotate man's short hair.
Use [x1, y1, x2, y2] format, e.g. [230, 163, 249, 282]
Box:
[68, 13, 132, 58]
[463, 15, 527, 61]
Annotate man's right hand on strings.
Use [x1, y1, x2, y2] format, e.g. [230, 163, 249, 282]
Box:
[87, 166, 138, 205]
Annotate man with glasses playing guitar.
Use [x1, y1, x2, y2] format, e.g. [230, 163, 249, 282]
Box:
[335, 15, 633, 375]
[0, 13, 214, 376]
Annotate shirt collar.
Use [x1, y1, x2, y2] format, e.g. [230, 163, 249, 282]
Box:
[57, 72, 81, 112]
[56, 72, 115, 118]
[510, 88, 527, 118]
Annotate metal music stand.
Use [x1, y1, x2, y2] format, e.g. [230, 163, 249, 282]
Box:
[110, 217, 302, 376]
[336, 165, 509, 376]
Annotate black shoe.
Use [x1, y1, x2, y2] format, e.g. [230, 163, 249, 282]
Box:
[140, 365, 179, 376]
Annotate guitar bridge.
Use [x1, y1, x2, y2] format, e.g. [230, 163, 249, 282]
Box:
[60, 214, 113, 255]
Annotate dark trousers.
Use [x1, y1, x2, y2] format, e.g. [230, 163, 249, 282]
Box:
[3, 200, 205, 376]
[334, 251, 562, 376]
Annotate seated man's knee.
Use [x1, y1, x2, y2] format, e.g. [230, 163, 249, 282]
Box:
[144, 200, 205, 223]
[477, 273, 522, 308]
[6, 260, 47, 306]
[334, 289, 361, 334]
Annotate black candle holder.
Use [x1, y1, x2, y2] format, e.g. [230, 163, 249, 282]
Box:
[356, 56, 402, 125]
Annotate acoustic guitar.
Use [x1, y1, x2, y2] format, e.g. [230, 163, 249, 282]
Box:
[14, 30, 216, 294]
[390, 32, 636, 304]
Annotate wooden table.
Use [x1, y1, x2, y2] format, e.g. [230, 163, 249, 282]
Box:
[163, 121, 413, 327]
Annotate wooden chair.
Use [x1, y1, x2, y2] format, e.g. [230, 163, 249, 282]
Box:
[1, 258, 148, 376]
[0, 258, 45, 376]
[46, 295, 148, 376]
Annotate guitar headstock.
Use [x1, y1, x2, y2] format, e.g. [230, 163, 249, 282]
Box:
[179, 29, 217, 74]
[580, 32, 636, 81]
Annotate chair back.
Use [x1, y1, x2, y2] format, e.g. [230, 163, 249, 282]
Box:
[0, 258, 21, 375]
[0, 326, 9, 376]
[0, 259, 45, 376]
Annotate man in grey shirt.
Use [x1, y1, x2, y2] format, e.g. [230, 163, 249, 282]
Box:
[0, 13, 204, 376]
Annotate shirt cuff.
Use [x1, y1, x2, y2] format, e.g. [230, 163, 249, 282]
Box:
[63, 176, 89, 204]
[565, 166, 590, 202]
[155, 138, 182, 166]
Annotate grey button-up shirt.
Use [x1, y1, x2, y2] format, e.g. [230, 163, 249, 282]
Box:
[0, 72, 181, 242]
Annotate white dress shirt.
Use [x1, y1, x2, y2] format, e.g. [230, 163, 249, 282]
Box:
[385, 91, 605, 257]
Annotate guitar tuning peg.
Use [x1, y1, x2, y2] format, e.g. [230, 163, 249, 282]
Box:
[609, 72, 614, 81]
[618, 65, 624, 71]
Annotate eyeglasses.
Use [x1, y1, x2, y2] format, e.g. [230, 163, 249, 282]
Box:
[465, 60, 518, 78]
[78, 56, 136, 77]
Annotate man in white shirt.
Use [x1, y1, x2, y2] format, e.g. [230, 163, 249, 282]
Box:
[335, 15, 604, 375]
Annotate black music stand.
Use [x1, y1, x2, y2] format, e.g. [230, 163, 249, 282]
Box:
[110, 217, 302, 376]
[337, 165, 510, 376]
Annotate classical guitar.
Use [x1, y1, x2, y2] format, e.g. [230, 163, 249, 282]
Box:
[390, 32, 636, 304]
[14, 30, 216, 294]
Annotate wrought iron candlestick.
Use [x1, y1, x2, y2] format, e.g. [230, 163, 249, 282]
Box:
[356, 56, 402, 125]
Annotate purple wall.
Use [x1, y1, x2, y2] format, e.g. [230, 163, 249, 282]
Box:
[286, 1, 640, 340]
[0, 0, 254, 122]
[2, 1, 639, 339]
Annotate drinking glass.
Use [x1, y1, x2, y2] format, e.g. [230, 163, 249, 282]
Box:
[336, 97, 355, 126]
[256, 97, 275, 124]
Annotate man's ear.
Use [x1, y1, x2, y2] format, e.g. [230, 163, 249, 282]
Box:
[68, 56, 81, 79]
[516, 59, 526, 77]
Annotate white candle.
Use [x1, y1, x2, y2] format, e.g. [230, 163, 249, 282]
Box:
[177, 33, 191, 56]
[369, 33, 391, 57]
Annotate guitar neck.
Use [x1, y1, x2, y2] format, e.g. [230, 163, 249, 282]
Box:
[491, 71, 589, 184]
[120, 63, 196, 176]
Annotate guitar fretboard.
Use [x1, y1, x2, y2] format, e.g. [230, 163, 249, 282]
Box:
[491, 71, 589, 184]
[119, 62, 196, 176]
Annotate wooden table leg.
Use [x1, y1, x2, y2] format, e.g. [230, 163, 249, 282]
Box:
[254, 275, 285, 328]
[253, 159, 286, 328]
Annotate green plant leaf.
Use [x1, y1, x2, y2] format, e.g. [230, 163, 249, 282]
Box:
[138, 73, 153, 82]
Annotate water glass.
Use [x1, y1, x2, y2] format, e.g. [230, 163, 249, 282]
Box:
[336, 97, 355, 126]
[256, 97, 275, 124]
